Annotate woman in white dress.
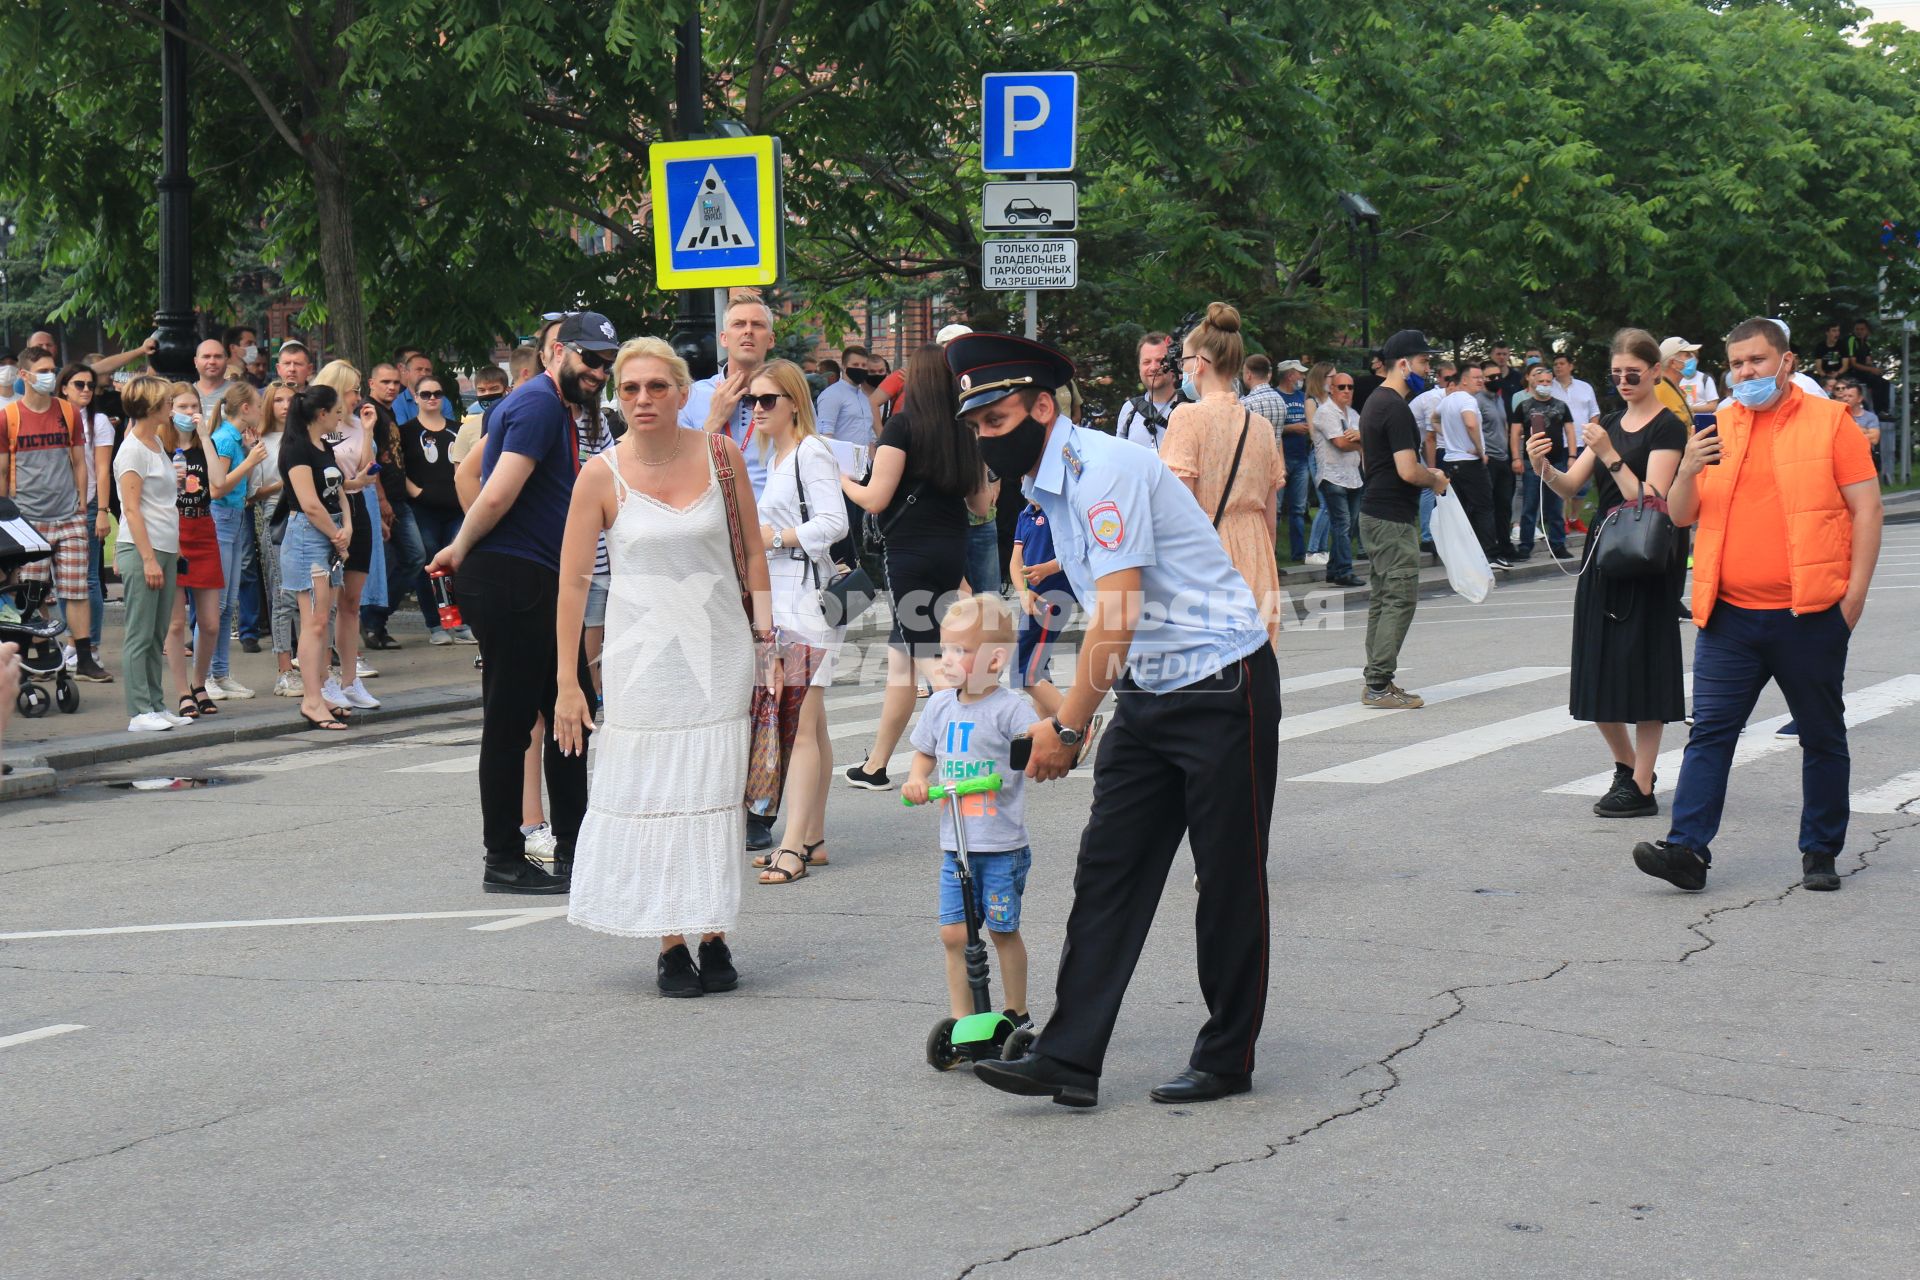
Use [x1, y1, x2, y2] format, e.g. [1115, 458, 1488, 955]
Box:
[553, 337, 774, 998]
[745, 359, 849, 886]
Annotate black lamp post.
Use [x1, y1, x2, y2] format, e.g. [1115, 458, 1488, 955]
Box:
[151, 0, 196, 378]
[665, 9, 717, 381]
[1340, 191, 1381, 352]
[0, 213, 16, 354]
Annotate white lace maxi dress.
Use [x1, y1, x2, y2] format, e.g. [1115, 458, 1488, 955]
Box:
[568, 444, 753, 939]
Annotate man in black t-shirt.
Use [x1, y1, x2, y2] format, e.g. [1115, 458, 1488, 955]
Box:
[1508, 363, 1573, 559]
[1812, 322, 1846, 380]
[1844, 319, 1889, 415]
[1359, 329, 1451, 710]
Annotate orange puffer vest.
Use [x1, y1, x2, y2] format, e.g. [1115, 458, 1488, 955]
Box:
[1690, 386, 1853, 629]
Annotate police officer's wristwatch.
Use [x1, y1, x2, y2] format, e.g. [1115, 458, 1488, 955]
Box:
[1050, 718, 1083, 747]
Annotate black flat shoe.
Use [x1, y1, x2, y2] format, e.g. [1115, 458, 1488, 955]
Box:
[1150, 1068, 1253, 1104]
[482, 856, 570, 895]
[972, 1053, 1099, 1108]
[698, 937, 738, 992]
[1633, 840, 1707, 892]
[1801, 852, 1842, 892]
[745, 814, 774, 851]
[657, 943, 703, 997]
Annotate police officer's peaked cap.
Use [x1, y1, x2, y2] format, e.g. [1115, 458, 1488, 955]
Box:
[946, 333, 1076, 418]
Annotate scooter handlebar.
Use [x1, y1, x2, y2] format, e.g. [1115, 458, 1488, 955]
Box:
[902, 773, 1004, 806]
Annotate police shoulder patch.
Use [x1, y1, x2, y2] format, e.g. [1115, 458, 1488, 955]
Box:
[1087, 499, 1124, 550]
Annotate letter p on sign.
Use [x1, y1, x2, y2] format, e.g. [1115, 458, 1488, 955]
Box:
[981, 72, 1078, 173]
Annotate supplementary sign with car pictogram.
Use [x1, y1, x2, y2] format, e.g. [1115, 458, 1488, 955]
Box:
[649, 135, 785, 288]
[982, 180, 1077, 231]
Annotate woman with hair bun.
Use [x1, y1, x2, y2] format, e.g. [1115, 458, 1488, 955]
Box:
[1162, 302, 1285, 645]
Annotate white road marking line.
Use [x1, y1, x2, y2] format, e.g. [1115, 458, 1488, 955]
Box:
[467, 907, 571, 931]
[1275, 667, 1567, 744]
[1852, 769, 1920, 814]
[0, 1024, 87, 1050]
[1549, 674, 1920, 797]
[1279, 667, 1368, 694]
[391, 755, 482, 774]
[0, 908, 572, 942]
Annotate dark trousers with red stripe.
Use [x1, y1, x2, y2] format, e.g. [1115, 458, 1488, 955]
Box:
[1037, 644, 1281, 1078]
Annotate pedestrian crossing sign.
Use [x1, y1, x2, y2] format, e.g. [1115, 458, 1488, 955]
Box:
[650, 135, 784, 288]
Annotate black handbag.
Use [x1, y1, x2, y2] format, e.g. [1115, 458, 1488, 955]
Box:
[795, 450, 879, 627]
[1594, 484, 1675, 579]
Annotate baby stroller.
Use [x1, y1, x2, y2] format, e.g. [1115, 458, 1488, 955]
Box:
[0, 496, 79, 718]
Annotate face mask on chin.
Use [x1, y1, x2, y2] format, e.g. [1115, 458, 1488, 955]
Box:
[976, 414, 1048, 478]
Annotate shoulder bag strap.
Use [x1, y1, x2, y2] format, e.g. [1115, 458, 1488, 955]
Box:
[1213, 410, 1252, 528]
[791, 443, 822, 589]
[709, 433, 754, 621]
[3, 401, 18, 492]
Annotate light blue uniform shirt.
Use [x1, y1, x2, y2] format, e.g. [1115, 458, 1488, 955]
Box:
[813, 377, 875, 445]
[680, 372, 769, 496]
[1027, 421, 1267, 694]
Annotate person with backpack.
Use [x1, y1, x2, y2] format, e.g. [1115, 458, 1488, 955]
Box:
[1114, 332, 1188, 451]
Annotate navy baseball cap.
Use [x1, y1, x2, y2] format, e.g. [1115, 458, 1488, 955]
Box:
[1379, 329, 1444, 364]
[554, 311, 621, 354]
[946, 332, 1076, 418]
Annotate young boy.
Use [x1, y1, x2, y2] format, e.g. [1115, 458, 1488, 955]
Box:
[903, 594, 1035, 1038]
[1008, 499, 1070, 718]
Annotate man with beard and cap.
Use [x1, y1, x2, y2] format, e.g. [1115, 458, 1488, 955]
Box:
[428, 310, 617, 895]
[949, 332, 1282, 1111]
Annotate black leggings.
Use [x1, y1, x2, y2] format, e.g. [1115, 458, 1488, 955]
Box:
[883, 537, 966, 658]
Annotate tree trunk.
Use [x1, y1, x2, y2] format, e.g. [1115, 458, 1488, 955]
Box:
[308, 141, 368, 372]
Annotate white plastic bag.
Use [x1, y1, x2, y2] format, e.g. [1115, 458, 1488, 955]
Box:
[1429, 486, 1493, 603]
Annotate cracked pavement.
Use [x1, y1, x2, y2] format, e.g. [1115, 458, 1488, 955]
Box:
[4, 570, 1919, 1278]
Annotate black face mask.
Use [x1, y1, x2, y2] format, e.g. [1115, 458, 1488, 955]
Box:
[865, 370, 889, 387]
[476, 393, 503, 406]
[977, 415, 1048, 479]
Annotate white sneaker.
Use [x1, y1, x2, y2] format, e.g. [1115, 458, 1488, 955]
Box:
[356, 657, 379, 679]
[1304, 552, 1330, 566]
[290, 656, 300, 671]
[451, 625, 478, 645]
[523, 823, 558, 865]
[159, 709, 196, 727]
[322, 674, 347, 707]
[273, 671, 303, 697]
[63, 643, 78, 671]
[127, 712, 174, 733]
[340, 678, 380, 709]
[429, 628, 453, 646]
[208, 674, 256, 700]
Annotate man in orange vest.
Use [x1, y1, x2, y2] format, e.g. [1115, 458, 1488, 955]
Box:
[1633, 317, 1883, 894]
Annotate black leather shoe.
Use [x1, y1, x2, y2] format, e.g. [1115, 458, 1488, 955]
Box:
[1632, 840, 1707, 892]
[482, 856, 570, 895]
[1801, 852, 1842, 892]
[1150, 1068, 1252, 1104]
[972, 1053, 1098, 1107]
[698, 937, 739, 991]
[745, 814, 774, 852]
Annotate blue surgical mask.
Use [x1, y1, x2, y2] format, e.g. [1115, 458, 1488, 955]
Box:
[1730, 375, 1779, 408]
[1681, 357, 1698, 377]
[171, 411, 196, 430]
[29, 371, 57, 395]
[1180, 376, 1200, 401]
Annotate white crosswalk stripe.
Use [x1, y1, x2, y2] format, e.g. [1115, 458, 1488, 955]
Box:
[1851, 770, 1920, 814]
[1548, 674, 1920, 797]
[1274, 666, 1565, 744]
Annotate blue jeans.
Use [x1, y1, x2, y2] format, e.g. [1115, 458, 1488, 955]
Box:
[411, 504, 464, 631]
[365, 500, 424, 631]
[965, 520, 1001, 594]
[209, 503, 248, 677]
[1517, 467, 1567, 554]
[1668, 604, 1852, 863]
[85, 498, 104, 647]
[938, 846, 1032, 932]
[1280, 453, 1312, 560]
[1318, 481, 1362, 580]
[237, 503, 264, 642]
[1418, 486, 1434, 544]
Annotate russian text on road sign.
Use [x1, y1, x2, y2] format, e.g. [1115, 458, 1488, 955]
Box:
[650, 135, 784, 288]
[982, 239, 1078, 290]
[982, 181, 1078, 232]
[981, 72, 1078, 173]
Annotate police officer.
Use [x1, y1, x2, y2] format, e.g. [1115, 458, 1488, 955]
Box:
[948, 333, 1283, 1110]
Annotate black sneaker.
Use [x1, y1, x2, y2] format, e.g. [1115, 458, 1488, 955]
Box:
[657, 944, 704, 997]
[1633, 840, 1708, 892]
[1801, 853, 1841, 892]
[482, 856, 569, 895]
[844, 764, 892, 791]
[1595, 769, 1658, 818]
[73, 655, 114, 683]
[698, 937, 739, 992]
[240, 637, 262, 653]
[1490, 556, 1514, 571]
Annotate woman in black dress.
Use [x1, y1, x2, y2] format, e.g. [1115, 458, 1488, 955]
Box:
[1527, 327, 1686, 818]
[840, 343, 992, 791]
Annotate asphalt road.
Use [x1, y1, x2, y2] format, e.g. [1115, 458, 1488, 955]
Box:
[5, 532, 1920, 1279]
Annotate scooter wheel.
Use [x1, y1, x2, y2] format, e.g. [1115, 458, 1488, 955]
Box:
[1002, 1026, 1038, 1061]
[926, 1018, 961, 1071]
[55, 677, 81, 714]
[18, 684, 52, 718]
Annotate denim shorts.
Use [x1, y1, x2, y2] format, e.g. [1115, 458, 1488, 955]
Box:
[279, 513, 343, 593]
[938, 845, 1031, 933]
[584, 573, 610, 629]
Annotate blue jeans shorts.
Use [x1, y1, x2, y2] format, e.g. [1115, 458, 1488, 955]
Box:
[939, 845, 1031, 933]
[584, 573, 610, 629]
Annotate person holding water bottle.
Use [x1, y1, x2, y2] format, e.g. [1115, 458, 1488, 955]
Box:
[903, 595, 1036, 1041]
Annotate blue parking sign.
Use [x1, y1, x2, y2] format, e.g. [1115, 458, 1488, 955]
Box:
[981, 72, 1078, 173]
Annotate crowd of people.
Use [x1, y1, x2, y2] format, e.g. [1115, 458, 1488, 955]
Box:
[0, 297, 1891, 1108]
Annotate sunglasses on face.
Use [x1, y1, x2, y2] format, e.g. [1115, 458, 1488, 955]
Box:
[417, 389, 444, 400]
[618, 379, 677, 400]
[67, 380, 93, 391]
[566, 343, 613, 371]
[1608, 370, 1645, 386]
[1330, 382, 1354, 390]
[746, 393, 789, 411]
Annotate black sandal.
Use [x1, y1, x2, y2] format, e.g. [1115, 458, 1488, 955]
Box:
[192, 686, 219, 715]
[301, 710, 349, 732]
[757, 849, 809, 885]
[754, 838, 829, 870]
[177, 693, 200, 719]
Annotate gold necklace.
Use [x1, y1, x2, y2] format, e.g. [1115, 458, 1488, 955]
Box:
[630, 429, 682, 467]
